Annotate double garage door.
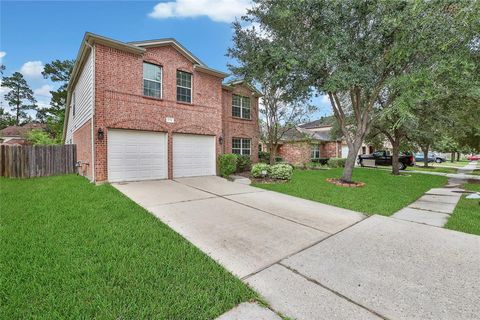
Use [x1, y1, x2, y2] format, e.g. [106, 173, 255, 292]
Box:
[108, 129, 215, 182]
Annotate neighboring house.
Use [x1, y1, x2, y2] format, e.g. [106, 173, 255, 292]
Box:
[63, 32, 260, 183]
[0, 123, 46, 145]
[275, 116, 376, 165]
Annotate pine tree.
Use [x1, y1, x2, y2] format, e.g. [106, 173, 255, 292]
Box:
[1, 72, 37, 125]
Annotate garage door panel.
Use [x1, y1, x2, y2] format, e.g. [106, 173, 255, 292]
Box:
[173, 134, 215, 178]
[108, 129, 167, 182]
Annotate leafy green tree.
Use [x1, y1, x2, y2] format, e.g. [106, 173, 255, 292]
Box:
[240, 0, 479, 182]
[0, 106, 15, 130]
[1, 72, 37, 125]
[39, 59, 75, 140]
[228, 23, 315, 164]
[25, 129, 57, 145]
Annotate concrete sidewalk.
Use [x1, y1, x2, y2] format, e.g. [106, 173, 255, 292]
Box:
[392, 182, 463, 227]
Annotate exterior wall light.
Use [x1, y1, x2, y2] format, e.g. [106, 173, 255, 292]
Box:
[97, 128, 104, 140]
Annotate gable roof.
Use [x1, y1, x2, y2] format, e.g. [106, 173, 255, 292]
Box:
[129, 38, 207, 67]
[0, 123, 46, 138]
[222, 79, 263, 97]
[299, 116, 336, 129]
[280, 126, 335, 142]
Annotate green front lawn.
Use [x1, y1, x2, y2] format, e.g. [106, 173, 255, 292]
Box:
[444, 183, 480, 236]
[0, 175, 256, 319]
[469, 169, 480, 176]
[253, 168, 447, 216]
[407, 166, 458, 174]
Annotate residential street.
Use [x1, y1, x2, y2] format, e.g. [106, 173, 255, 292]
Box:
[114, 176, 480, 320]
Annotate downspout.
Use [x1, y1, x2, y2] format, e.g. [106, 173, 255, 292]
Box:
[85, 40, 96, 183]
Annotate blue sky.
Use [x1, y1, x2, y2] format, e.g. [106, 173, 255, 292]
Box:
[0, 0, 331, 117]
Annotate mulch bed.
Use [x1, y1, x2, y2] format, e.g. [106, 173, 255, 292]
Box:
[326, 178, 366, 187]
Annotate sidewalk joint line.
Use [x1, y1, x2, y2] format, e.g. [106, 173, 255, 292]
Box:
[277, 263, 390, 320]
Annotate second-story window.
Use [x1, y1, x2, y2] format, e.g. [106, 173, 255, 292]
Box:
[177, 70, 192, 103]
[143, 62, 162, 98]
[232, 95, 251, 119]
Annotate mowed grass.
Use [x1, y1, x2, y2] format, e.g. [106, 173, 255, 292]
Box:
[407, 166, 458, 174]
[253, 168, 447, 216]
[0, 175, 256, 319]
[445, 183, 480, 236]
[469, 169, 480, 176]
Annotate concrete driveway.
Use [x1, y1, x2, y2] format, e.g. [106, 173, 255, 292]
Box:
[113, 176, 365, 278]
[114, 176, 480, 319]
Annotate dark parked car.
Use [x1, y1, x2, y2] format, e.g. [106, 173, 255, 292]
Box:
[414, 152, 446, 163]
[358, 150, 415, 170]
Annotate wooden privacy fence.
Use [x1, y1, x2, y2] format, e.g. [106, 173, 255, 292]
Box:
[0, 144, 77, 178]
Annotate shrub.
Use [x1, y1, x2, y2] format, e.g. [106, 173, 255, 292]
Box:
[236, 154, 252, 172]
[26, 130, 57, 145]
[270, 163, 293, 180]
[251, 163, 271, 178]
[327, 158, 347, 168]
[258, 151, 270, 163]
[218, 154, 237, 178]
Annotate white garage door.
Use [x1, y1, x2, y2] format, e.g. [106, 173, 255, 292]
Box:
[173, 134, 216, 178]
[108, 129, 167, 182]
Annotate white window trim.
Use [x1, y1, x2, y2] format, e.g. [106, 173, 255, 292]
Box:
[232, 95, 251, 120]
[232, 138, 251, 155]
[311, 144, 320, 159]
[143, 62, 163, 99]
[177, 70, 192, 103]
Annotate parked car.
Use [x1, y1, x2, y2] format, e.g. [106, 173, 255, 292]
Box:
[414, 152, 447, 163]
[467, 155, 480, 161]
[358, 150, 415, 170]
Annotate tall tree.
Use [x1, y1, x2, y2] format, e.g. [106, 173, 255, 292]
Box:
[228, 22, 315, 164]
[1, 72, 37, 125]
[39, 59, 75, 140]
[240, 0, 478, 182]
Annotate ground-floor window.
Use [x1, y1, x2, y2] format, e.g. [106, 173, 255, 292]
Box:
[362, 146, 366, 154]
[311, 144, 320, 159]
[232, 138, 251, 155]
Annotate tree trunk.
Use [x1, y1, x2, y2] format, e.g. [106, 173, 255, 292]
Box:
[391, 140, 401, 175]
[268, 143, 277, 165]
[456, 152, 460, 161]
[422, 146, 429, 167]
[451, 152, 455, 163]
[341, 140, 362, 182]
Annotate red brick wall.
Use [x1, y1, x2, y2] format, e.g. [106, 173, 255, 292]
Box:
[222, 84, 259, 163]
[278, 142, 311, 165]
[72, 120, 92, 179]
[93, 44, 224, 181]
[321, 141, 341, 158]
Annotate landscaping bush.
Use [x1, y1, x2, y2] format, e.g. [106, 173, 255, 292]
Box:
[236, 154, 252, 172]
[327, 157, 347, 168]
[251, 163, 271, 178]
[218, 154, 237, 177]
[258, 151, 270, 163]
[270, 163, 293, 180]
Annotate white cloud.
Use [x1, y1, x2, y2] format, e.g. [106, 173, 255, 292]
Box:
[20, 61, 44, 79]
[34, 84, 53, 97]
[149, 0, 251, 23]
[0, 51, 5, 64]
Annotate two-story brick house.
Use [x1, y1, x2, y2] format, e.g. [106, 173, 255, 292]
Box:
[64, 33, 260, 183]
